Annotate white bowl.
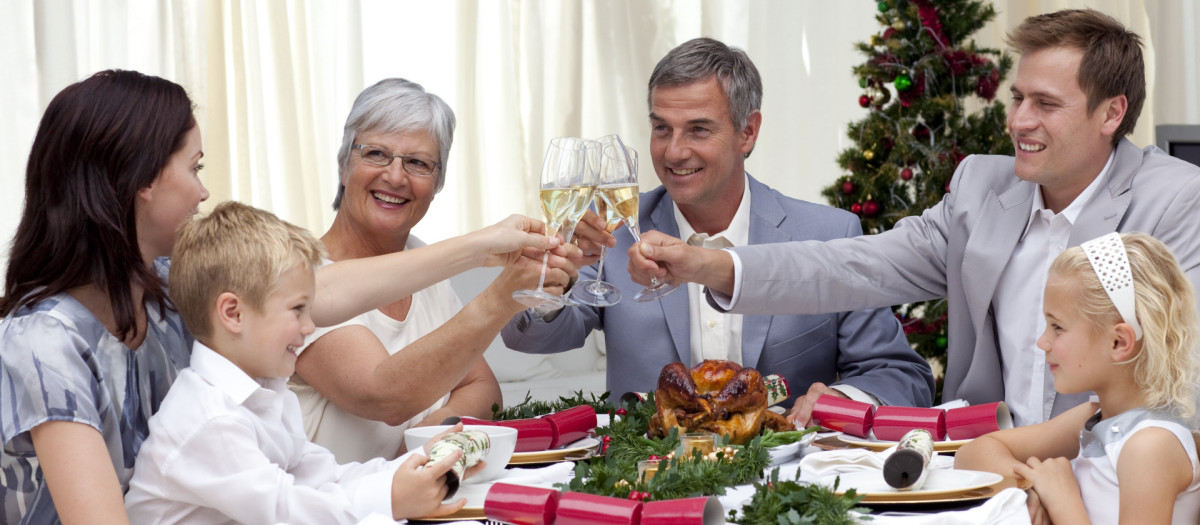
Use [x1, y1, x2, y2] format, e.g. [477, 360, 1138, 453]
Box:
[403, 424, 517, 483]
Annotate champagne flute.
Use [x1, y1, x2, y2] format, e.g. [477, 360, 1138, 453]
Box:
[570, 135, 629, 306]
[594, 144, 679, 302]
[512, 137, 589, 309]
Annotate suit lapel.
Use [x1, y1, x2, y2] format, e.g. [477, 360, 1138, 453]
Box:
[961, 178, 1035, 335]
[1068, 139, 1137, 246]
[645, 192, 693, 365]
[741, 177, 786, 369]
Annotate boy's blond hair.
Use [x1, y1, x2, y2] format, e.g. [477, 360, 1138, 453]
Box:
[1049, 232, 1200, 419]
[170, 201, 325, 341]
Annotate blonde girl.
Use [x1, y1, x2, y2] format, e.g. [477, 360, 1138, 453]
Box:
[956, 232, 1200, 525]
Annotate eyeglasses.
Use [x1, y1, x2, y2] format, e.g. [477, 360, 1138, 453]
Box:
[353, 144, 440, 177]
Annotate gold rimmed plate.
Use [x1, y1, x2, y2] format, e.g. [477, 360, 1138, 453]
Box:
[411, 482, 488, 522]
[509, 437, 601, 465]
[836, 433, 971, 453]
[818, 469, 1014, 504]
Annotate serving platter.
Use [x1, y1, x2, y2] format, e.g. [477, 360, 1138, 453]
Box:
[509, 436, 601, 465]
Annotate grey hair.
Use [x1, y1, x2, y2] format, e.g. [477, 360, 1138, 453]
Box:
[647, 37, 762, 150]
[333, 78, 456, 209]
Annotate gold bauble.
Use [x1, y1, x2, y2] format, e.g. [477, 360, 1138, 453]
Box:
[863, 149, 876, 160]
[892, 20, 907, 31]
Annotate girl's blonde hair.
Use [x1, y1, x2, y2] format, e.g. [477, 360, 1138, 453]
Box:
[1049, 232, 1199, 419]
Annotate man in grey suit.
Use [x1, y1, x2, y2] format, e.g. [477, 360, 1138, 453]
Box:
[630, 10, 1200, 427]
[503, 38, 934, 427]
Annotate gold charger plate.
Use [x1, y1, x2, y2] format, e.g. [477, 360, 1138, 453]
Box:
[410, 507, 484, 522]
[834, 433, 971, 453]
[509, 436, 600, 465]
[821, 470, 1027, 504]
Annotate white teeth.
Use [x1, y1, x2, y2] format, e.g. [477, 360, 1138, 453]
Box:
[1018, 142, 1046, 153]
[671, 168, 699, 175]
[286, 345, 296, 352]
[372, 191, 408, 204]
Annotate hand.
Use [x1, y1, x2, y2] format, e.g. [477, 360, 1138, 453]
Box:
[390, 448, 466, 519]
[1013, 456, 1081, 516]
[787, 382, 842, 429]
[485, 247, 576, 313]
[1025, 488, 1051, 525]
[570, 209, 616, 266]
[627, 230, 735, 294]
[421, 422, 465, 455]
[473, 214, 561, 268]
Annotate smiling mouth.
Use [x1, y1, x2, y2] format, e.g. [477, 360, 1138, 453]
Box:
[670, 168, 700, 175]
[1017, 141, 1046, 153]
[371, 191, 409, 205]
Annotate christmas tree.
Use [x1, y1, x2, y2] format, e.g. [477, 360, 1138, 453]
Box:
[821, 0, 1013, 387]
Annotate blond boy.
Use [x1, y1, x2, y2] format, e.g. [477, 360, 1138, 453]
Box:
[125, 201, 469, 524]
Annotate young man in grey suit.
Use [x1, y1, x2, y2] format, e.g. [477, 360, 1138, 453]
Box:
[502, 38, 935, 427]
[630, 10, 1200, 427]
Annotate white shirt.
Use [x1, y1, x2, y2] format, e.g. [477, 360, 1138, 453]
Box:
[125, 342, 407, 524]
[290, 237, 460, 463]
[993, 151, 1113, 426]
[674, 176, 750, 366]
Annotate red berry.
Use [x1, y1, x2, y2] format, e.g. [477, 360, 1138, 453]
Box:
[648, 455, 658, 460]
[616, 408, 627, 416]
[641, 492, 651, 500]
[628, 491, 641, 500]
[602, 435, 613, 443]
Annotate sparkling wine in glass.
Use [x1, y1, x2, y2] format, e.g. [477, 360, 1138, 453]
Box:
[595, 144, 679, 302]
[569, 135, 626, 306]
[512, 137, 589, 309]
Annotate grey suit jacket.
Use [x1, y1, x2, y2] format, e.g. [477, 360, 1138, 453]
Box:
[718, 139, 1200, 420]
[502, 175, 935, 408]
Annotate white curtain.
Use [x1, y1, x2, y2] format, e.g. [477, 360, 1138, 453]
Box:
[2, 0, 1197, 279]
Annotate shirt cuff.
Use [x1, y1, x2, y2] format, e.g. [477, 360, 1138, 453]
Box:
[351, 469, 399, 519]
[706, 248, 743, 310]
[830, 385, 880, 406]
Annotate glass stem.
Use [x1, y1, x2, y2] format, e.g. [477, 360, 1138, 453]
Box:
[534, 251, 550, 291]
[589, 245, 608, 292]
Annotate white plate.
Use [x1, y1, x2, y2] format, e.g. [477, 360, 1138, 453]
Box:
[819, 469, 1003, 498]
[509, 436, 600, 464]
[414, 481, 488, 521]
[767, 432, 817, 465]
[837, 433, 971, 452]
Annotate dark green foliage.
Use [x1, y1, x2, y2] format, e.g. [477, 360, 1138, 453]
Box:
[729, 469, 869, 525]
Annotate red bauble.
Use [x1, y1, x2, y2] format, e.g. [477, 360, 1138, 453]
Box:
[912, 125, 931, 141]
[850, 202, 863, 215]
[901, 100, 912, 108]
[862, 199, 881, 217]
[842, 181, 855, 194]
[858, 94, 871, 108]
[900, 168, 914, 180]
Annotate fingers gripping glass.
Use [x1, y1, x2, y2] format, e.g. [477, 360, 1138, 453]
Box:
[569, 135, 630, 307]
[353, 144, 440, 176]
[511, 137, 594, 309]
[594, 144, 678, 302]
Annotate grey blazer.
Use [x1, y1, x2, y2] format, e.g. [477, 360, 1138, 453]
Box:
[502, 175, 935, 408]
[719, 139, 1200, 419]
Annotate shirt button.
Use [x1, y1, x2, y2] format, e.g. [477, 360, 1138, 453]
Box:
[708, 320, 717, 328]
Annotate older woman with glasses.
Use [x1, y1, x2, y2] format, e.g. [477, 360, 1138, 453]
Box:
[288, 78, 576, 463]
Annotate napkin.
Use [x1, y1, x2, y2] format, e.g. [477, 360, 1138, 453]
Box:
[490, 461, 575, 487]
[798, 446, 954, 481]
[866, 487, 1031, 525]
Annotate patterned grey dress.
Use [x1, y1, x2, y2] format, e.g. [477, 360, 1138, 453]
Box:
[0, 259, 191, 524]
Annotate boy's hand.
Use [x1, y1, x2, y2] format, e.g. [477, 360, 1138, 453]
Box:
[391, 448, 466, 519]
[421, 423, 465, 455]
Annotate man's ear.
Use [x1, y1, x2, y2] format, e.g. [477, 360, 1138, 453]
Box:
[739, 110, 762, 157]
[215, 292, 245, 335]
[1111, 322, 1139, 364]
[1098, 94, 1127, 138]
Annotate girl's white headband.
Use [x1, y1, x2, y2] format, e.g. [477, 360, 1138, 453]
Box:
[1080, 232, 1143, 340]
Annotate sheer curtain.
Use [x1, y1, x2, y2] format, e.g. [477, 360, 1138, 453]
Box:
[2, 1, 1196, 279]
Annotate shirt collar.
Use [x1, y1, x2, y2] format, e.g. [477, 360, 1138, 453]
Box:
[189, 340, 267, 405]
[673, 174, 752, 247]
[1020, 149, 1116, 241]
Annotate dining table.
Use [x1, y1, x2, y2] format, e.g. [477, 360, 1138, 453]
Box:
[397, 429, 1034, 525]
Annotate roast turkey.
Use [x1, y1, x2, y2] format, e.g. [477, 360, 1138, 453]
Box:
[648, 360, 793, 445]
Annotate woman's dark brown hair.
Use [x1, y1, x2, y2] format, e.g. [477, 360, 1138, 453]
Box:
[1, 70, 196, 341]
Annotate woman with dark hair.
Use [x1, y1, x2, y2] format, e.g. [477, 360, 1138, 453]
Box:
[0, 70, 561, 524]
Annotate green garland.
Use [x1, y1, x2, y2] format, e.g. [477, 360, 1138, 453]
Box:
[496, 391, 862, 523]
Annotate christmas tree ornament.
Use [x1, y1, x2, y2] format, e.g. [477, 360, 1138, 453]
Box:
[863, 199, 881, 217]
[877, 1, 890, 12]
[859, 77, 868, 88]
[900, 168, 914, 180]
[842, 181, 855, 194]
[850, 202, 863, 215]
[863, 149, 875, 160]
[901, 100, 912, 108]
[858, 94, 871, 108]
[894, 73, 913, 91]
[883, 27, 897, 41]
[935, 336, 948, 349]
[892, 19, 907, 31]
[912, 125, 930, 141]
[871, 86, 891, 106]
